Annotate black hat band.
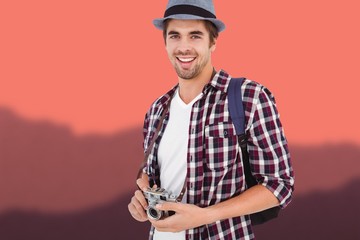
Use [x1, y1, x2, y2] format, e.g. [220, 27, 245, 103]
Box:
[164, 4, 217, 19]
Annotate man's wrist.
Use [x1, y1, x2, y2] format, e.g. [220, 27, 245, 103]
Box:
[203, 205, 220, 225]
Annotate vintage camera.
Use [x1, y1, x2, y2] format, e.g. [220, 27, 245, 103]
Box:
[143, 187, 177, 220]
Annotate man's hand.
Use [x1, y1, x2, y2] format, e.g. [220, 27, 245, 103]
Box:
[149, 202, 208, 232]
[128, 174, 150, 222]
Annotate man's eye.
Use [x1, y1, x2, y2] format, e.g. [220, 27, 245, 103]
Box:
[191, 35, 201, 39]
[169, 35, 179, 39]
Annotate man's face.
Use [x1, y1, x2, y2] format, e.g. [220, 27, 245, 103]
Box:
[165, 19, 216, 80]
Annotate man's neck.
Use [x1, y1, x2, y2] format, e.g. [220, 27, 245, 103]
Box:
[178, 66, 215, 104]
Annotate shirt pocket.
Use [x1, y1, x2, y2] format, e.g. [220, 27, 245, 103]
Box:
[204, 122, 238, 171]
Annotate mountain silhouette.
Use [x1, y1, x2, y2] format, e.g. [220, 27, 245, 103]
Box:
[0, 193, 151, 240]
[0, 107, 144, 212]
[253, 178, 360, 240]
[0, 180, 359, 240]
[1, 107, 359, 239]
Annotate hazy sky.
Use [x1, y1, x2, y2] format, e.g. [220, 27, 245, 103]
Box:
[1, 0, 359, 144]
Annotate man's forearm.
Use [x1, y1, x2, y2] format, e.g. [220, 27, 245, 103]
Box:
[204, 185, 280, 224]
[150, 184, 280, 232]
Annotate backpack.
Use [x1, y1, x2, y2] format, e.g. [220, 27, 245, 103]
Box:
[228, 77, 281, 225]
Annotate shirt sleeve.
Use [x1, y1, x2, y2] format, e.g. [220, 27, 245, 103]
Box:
[246, 85, 295, 208]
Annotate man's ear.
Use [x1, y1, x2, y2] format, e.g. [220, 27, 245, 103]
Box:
[210, 38, 217, 52]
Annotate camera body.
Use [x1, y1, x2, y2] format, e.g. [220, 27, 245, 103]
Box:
[143, 187, 177, 220]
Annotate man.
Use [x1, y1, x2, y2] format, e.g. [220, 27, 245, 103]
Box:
[128, 0, 294, 239]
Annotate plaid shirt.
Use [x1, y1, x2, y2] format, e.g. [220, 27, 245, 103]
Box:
[143, 70, 294, 240]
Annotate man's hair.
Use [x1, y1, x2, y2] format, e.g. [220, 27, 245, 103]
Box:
[162, 19, 219, 46]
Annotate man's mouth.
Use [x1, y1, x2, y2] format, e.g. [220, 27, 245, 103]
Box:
[176, 57, 196, 63]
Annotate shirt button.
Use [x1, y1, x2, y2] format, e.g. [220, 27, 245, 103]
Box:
[224, 130, 228, 136]
[192, 128, 195, 134]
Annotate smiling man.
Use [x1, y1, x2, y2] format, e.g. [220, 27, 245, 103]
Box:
[128, 1, 294, 240]
[166, 20, 215, 81]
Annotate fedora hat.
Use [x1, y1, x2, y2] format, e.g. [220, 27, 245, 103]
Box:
[153, 0, 225, 32]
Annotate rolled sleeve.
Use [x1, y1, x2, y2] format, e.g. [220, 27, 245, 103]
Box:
[246, 85, 294, 208]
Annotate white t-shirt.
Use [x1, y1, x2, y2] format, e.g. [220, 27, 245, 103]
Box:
[154, 89, 202, 240]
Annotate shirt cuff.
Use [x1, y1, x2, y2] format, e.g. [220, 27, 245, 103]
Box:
[261, 178, 294, 208]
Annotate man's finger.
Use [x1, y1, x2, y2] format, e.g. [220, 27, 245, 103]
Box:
[128, 201, 148, 222]
[156, 201, 180, 212]
[134, 190, 148, 209]
[136, 173, 149, 190]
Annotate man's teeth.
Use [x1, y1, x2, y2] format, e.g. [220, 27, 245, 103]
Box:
[178, 57, 195, 62]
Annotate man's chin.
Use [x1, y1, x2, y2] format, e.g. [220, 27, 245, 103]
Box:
[175, 68, 198, 80]
[176, 72, 196, 80]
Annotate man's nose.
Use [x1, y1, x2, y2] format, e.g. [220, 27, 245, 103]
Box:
[176, 38, 192, 54]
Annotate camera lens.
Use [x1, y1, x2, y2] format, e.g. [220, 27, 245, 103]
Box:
[147, 207, 162, 220]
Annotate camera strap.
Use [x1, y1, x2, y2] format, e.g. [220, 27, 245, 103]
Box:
[137, 102, 170, 180]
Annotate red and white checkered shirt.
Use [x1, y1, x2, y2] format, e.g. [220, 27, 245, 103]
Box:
[143, 70, 294, 240]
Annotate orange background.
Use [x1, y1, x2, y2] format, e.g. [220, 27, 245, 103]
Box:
[1, 1, 360, 239]
[1, 0, 359, 144]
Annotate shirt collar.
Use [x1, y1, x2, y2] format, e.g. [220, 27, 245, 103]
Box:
[161, 69, 232, 108]
[203, 69, 231, 94]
